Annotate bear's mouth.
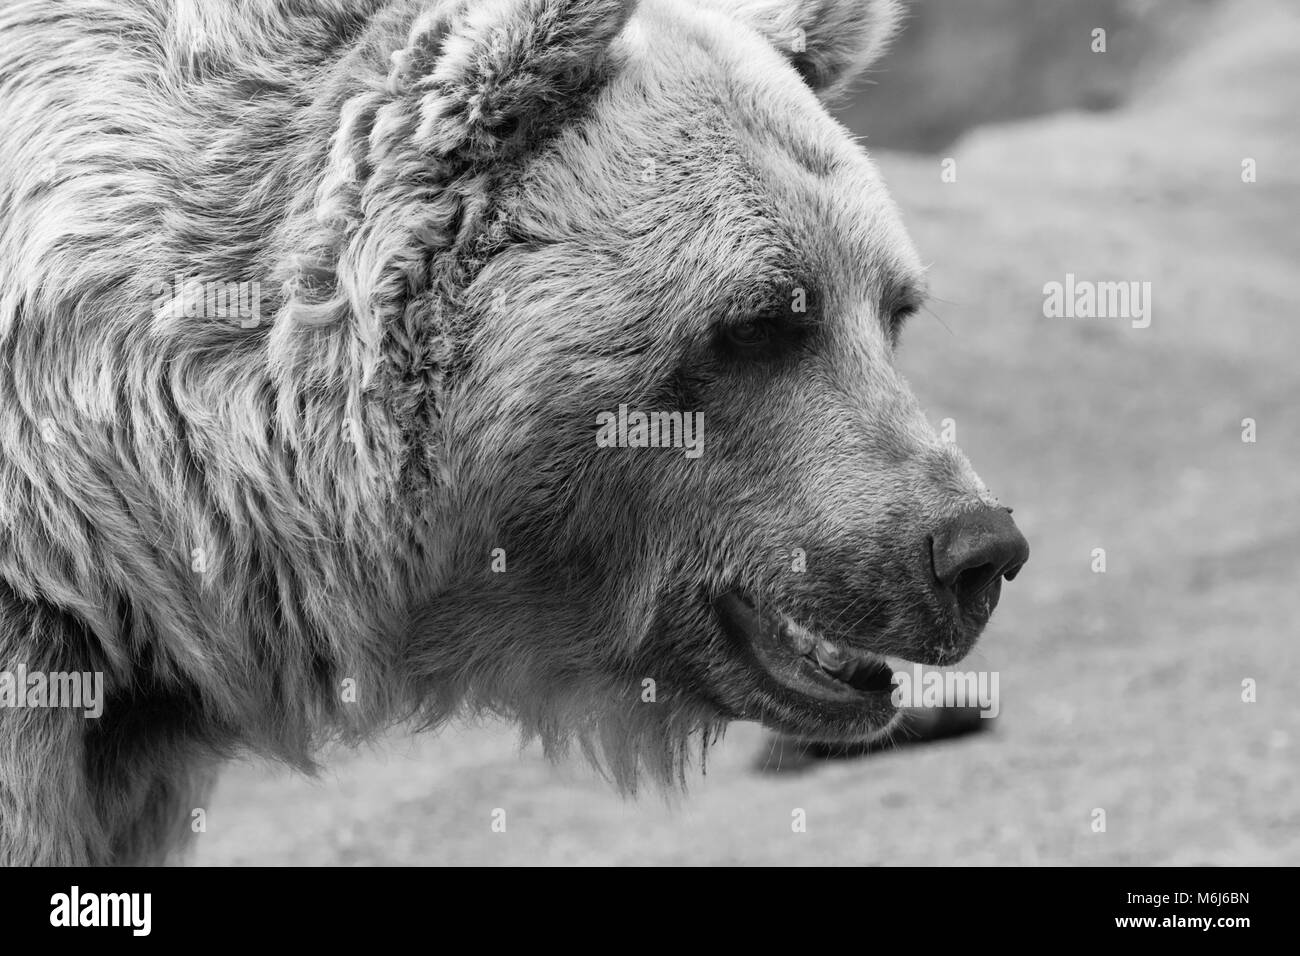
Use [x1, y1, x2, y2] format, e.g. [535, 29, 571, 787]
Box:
[713, 591, 899, 706]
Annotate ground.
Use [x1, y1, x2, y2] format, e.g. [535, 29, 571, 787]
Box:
[194, 0, 1299, 865]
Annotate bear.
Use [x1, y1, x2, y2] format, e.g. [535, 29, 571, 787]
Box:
[0, 0, 1028, 865]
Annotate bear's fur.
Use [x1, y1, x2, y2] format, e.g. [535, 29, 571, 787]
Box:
[0, 0, 1012, 865]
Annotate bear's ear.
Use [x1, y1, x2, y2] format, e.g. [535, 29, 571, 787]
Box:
[703, 0, 903, 99]
[395, 0, 638, 162]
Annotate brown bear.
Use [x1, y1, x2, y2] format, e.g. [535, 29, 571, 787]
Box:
[0, 0, 1027, 865]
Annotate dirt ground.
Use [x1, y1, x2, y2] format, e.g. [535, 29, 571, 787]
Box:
[194, 0, 1300, 865]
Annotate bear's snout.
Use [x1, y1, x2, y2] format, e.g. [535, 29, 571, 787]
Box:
[929, 506, 1030, 626]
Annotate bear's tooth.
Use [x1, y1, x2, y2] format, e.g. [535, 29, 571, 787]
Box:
[784, 619, 815, 655]
[814, 639, 845, 670]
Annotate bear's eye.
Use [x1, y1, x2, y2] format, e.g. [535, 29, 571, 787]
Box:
[887, 302, 920, 348]
[725, 318, 772, 347]
[889, 304, 917, 334]
[712, 286, 816, 362]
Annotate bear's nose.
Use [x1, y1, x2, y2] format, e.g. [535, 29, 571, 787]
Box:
[930, 507, 1029, 614]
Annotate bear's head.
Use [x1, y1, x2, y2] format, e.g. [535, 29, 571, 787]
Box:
[330, 0, 1030, 782]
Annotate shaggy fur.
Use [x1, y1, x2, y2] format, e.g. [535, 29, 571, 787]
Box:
[0, 0, 1004, 865]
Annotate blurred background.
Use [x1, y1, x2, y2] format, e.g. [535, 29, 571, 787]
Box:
[196, 0, 1299, 864]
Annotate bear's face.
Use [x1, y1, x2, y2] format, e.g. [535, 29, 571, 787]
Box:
[413, 0, 1027, 755]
